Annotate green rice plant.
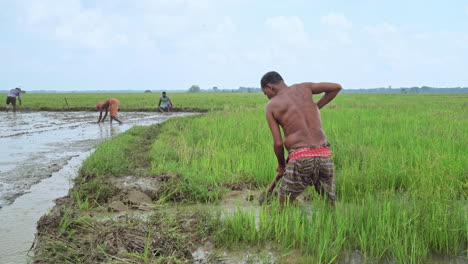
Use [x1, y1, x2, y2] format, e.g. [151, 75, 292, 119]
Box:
[125, 231, 152, 263]
[35, 93, 466, 262]
[147, 93, 466, 261]
[71, 190, 90, 211]
[59, 208, 73, 235]
[73, 178, 116, 207]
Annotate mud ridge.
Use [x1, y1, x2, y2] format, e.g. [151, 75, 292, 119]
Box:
[3, 107, 212, 113]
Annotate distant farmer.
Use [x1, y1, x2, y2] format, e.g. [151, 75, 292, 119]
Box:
[5, 87, 22, 112]
[158, 91, 173, 112]
[96, 98, 122, 124]
[261, 71, 342, 207]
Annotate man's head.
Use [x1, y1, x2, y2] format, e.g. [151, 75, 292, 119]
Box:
[162, 91, 167, 97]
[95, 101, 102, 109]
[15, 87, 21, 92]
[261, 71, 284, 99]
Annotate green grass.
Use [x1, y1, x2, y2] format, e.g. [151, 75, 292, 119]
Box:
[16, 92, 266, 110]
[146, 93, 467, 262]
[29, 92, 467, 263]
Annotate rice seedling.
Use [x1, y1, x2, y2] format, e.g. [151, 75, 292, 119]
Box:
[29, 93, 466, 263]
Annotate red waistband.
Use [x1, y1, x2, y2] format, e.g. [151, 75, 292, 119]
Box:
[288, 147, 332, 162]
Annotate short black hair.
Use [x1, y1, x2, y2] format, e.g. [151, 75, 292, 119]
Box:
[162, 91, 166, 93]
[260, 71, 283, 89]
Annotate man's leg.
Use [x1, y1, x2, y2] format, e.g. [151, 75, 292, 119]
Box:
[316, 157, 336, 207]
[278, 160, 304, 208]
[112, 116, 123, 124]
[159, 106, 165, 113]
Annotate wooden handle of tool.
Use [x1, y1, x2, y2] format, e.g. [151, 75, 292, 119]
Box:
[266, 172, 283, 193]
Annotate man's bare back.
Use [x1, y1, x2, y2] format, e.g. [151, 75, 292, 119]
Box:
[266, 83, 328, 151]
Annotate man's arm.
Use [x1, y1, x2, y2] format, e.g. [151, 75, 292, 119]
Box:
[304, 82, 342, 109]
[168, 98, 173, 107]
[97, 109, 103, 123]
[265, 105, 286, 173]
[101, 109, 108, 122]
[158, 99, 161, 107]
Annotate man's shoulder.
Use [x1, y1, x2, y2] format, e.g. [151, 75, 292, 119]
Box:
[265, 97, 282, 112]
[290, 82, 314, 90]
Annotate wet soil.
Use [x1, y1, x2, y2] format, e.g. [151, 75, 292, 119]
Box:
[10, 106, 211, 113]
[0, 111, 192, 263]
[0, 111, 190, 208]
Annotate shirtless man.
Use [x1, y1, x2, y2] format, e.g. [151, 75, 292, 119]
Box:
[261, 71, 341, 207]
[96, 98, 123, 124]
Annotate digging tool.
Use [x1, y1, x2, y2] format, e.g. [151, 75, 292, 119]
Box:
[258, 172, 283, 205]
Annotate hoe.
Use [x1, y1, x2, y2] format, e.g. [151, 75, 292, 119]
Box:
[258, 172, 283, 205]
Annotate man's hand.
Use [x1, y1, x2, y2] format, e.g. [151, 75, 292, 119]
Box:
[276, 165, 285, 176]
[19, 100, 22, 106]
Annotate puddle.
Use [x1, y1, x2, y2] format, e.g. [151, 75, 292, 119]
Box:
[0, 111, 191, 264]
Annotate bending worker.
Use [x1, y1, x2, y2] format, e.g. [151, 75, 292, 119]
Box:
[5, 87, 23, 112]
[96, 98, 123, 124]
[261, 71, 341, 207]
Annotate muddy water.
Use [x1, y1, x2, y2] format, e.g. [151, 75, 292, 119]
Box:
[0, 111, 190, 264]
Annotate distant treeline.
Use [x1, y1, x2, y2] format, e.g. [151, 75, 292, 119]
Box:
[342, 87, 468, 93]
[2, 86, 467, 94]
[188, 86, 468, 93]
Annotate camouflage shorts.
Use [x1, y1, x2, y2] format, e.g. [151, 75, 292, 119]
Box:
[278, 156, 335, 204]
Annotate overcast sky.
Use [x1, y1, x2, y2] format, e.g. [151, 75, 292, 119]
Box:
[1, 0, 467, 91]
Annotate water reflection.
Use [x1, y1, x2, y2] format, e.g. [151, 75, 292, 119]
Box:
[98, 123, 121, 139]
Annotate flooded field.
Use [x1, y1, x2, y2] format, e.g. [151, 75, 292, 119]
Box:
[0, 111, 190, 263]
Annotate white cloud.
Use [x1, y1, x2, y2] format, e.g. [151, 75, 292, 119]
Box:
[17, 0, 129, 50]
[265, 16, 311, 47]
[320, 13, 352, 30]
[22, 0, 81, 25]
[364, 23, 398, 37]
[54, 9, 128, 50]
[320, 13, 353, 44]
[362, 22, 455, 72]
